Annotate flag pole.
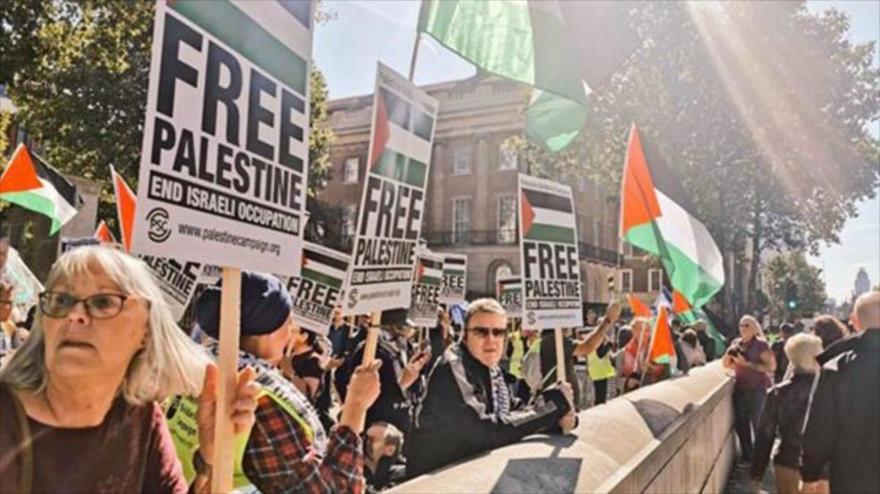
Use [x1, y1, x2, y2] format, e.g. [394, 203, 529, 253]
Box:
[408, 32, 422, 82]
[211, 266, 241, 493]
[638, 311, 661, 388]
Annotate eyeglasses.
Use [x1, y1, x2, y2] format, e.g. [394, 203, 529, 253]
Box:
[38, 292, 132, 320]
[469, 326, 507, 338]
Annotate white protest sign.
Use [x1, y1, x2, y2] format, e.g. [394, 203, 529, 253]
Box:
[439, 253, 467, 305]
[496, 274, 523, 318]
[141, 255, 201, 322]
[408, 249, 444, 327]
[131, 0, 313, 275]
[285, 242, 349, 336]
[517, 174, 584, 330]
[343, 62, 439, 315]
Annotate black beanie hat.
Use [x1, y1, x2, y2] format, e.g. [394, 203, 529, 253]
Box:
[195, 271, 292, 339]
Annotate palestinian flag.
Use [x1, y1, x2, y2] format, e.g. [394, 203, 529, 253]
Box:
[369, 86, 431, 189]
[418, 0, 639, 152]
[110, 166, 137, 253]
[648, 306, 675, 364]
[520, 185, 576, 245]
[94, 220, 117, 244]
[442, 255, 466, 278]
[619, 124, 725, 308]
[0, 144, 82, 234]
[627, 293, 652, 318]
[301, 243, 348, 290]
[416, 256, 444, 286]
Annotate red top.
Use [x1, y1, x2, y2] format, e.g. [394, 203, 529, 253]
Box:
[0, 385, 187, 494]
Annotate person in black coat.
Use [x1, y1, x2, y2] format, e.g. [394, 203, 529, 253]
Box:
[752, 333, 824, 493]
[404, 298, 574, 478]
[801, 291, 880, 494]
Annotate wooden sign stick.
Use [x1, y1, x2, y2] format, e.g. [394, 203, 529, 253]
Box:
[362, 311, 382, 365]
[211, 267, 241, 493]
[555, 327, 567, 385]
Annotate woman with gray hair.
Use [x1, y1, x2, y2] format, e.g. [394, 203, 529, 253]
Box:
[751, 333, 824, 494]
[0, 247, 258, 493]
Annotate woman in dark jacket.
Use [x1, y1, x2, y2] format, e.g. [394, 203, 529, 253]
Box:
[751, 333, 824, 494]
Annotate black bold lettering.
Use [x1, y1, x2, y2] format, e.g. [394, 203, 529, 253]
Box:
[246, 68, 276, 161]
[378, 180, 395, 237]
[360, 177, 382, 236]
[537, 243, 554, 279]
[406, 189, 423, 240]
[216, 143, 234, 188]
[279, 88, 304, 172]
[202, 41, 242, 145]
[233, 151, 250, 193]
[157, 15, 202, 118]
[523, 241, 538, 279]
[151, 116, 177, 166]
[173, 129, 199, 177]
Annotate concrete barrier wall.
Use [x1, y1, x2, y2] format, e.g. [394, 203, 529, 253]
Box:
[390, 361, 735, 494]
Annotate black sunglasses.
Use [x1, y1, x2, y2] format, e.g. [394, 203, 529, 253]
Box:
[38, 291, 133, 320]
[468, 326, 507, 338]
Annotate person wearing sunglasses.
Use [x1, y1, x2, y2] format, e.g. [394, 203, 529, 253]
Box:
[404, 298, 574, 478]
[0, 246, 258, 494]
[722, 315, 776, 463]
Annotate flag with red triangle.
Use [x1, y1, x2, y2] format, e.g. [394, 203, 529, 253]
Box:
[0, 144, 82, 234]
[109, 166, 137, 253]
[627, 293, 652, 318]
[649, 306, 676, 364]
[93, 220, 117, 244]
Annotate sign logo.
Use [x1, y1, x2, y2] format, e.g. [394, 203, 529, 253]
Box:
[146, 207, 171, 243]
[526, 311, 536, 326]
[347, 288, 359, 310]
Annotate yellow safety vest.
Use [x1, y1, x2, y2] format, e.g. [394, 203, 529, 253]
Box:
[587, 350, 617, 381]
[509, 330, 526, 378]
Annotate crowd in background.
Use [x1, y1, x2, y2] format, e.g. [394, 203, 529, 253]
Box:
[0, 242, 877, 493]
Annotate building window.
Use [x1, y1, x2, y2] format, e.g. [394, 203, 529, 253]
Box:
[499, 142, 517, 171]
[497, 195, 517, 243]
[452, 197, 472, 244]
[620, 269, 633, 293]
[342, 205, 357, 238]
[343, 157, 359, 184]
[453, 147, 471, 175]
[649, 268, 663, 293]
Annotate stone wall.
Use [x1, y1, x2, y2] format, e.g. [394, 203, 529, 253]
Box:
[390, 361, 734, 493]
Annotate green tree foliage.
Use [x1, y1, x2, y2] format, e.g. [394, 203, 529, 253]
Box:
[3, 0, 334, 235]
[516, 2, 878, 315]
[763, 253, 827, 322]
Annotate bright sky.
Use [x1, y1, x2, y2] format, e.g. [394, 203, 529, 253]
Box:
[313, 0, 880, 303]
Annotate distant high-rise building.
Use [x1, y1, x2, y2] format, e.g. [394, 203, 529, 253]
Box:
[854, 267, 871, 297]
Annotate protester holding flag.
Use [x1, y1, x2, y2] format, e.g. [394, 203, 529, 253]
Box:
[722, 315, 776, 462]
[621, 318, 652, 392]
[405, 298, 575, 478]
[0, 247, 259, 494]
[179, 271, 382, 493]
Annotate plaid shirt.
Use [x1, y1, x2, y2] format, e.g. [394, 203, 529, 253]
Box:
[243, 395, 365, 494]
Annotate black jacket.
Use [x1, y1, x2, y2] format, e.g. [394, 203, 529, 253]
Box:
[696, 331, 716, 362]
[347, 333, 413, 434]
[771, 337, 789, 383]
[801, 329, 880, 494]
[404, 343, 570, 478]
[752, 372, 816, 479]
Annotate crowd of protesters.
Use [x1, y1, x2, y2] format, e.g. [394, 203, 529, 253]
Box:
[0, 243, 878, 493]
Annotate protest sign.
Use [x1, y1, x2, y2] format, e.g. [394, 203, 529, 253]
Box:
[439, 253, 467, 305]
[517, 174, 584, 330]
[141, 255, 201, 322]
[131, 0, 313, 276]
[285, 242, 349, 336]
[59, 236, 100, 253]
[496, 275, 523, 318]
[343, 62, 438, 315]
[2, 246, 43, 317]
[136, 2, 315, 490]
[409, 249, 444, 327]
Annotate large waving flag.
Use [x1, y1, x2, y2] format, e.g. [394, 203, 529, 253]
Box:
[619, 124, 725, 307]
[0, 144, 82, 234]
[418, 1, 639, 152]
[110, 166, 137, 253]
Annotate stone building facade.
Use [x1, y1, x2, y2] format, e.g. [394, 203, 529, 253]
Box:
[319, 74, 627, 305]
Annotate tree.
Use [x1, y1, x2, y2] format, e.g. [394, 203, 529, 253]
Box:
[763, 253, 827, 322]
[515, 2, 878, 320]
[4, 1, 335, 235]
